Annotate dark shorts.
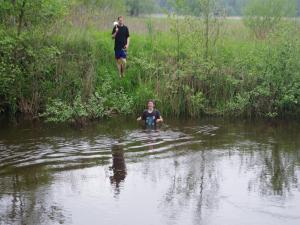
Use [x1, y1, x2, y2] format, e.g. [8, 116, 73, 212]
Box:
[115, 49, 127, 59]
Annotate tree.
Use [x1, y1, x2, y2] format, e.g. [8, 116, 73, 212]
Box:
[200, 0, 221, 60]
[187, 0, 224, 61]
[0, 0, 67, 35]
[125, 0, 158, 16]
[0, 0, 67, 115]
[243, 0, 297, 39]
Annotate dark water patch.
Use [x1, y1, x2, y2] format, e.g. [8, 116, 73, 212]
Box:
[0, 118, 300, 225]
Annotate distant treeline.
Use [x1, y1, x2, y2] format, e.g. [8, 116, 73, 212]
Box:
[132, 0, 300, 17]
[47, 0, 300, 17]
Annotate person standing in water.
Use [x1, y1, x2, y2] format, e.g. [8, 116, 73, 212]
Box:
[137, 100, 163, 126]
[112, 16, 130, 78]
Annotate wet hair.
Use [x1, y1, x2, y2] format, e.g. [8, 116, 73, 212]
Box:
[147, 99, 155, 105]
[117, 16, 123, 20]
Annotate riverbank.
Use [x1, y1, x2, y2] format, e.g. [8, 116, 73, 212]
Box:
[1, 12, 300, 124]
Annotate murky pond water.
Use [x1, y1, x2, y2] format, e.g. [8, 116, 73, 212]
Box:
[0, 118, 300, 225]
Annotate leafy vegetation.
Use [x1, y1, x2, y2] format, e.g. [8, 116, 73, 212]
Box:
[244, 0, 296, 38]
[0, 0, 300, 125]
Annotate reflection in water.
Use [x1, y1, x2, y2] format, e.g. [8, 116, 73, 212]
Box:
[266, 144, 297, 195]
[246, 142, 299, 196]
[0, 170, 68, 225]
[110, 144, 127, 196]
[160, 151, 220, 224]
[144, 128, 159, 151]
[0, 119, 300, 225]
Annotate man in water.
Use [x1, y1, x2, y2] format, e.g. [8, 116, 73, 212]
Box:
[137, 100, 163, 126]
[112, 16, 130, 78]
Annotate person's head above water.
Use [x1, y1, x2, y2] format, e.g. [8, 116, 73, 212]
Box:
[118, 16, 124, 26]
[147, 100, 155, 111]
[136, 99, 163, 123]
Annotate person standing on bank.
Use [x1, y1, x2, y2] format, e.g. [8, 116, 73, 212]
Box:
[112, 16, 130, 78]
[137, 100, 163, 127]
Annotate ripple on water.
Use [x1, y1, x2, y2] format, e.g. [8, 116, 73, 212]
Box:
[0, 126, 219, 174]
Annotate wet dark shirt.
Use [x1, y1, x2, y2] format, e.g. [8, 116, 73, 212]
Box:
[112, 25, 130, 51]
[141, 110, 161, 126]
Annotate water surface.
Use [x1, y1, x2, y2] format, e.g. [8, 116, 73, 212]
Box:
[0, 118, 300, 225]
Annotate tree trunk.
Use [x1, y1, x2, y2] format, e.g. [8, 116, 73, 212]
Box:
[204, 12, 209, 61]
[17, 0, 26, 36]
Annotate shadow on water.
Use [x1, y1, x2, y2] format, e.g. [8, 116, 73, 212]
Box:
[0, 117, 300, 224]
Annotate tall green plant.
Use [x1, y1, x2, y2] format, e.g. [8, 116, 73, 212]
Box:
[0, 0, 67, 35]
[243, 0, 296, 39]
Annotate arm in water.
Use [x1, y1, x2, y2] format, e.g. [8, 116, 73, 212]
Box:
[136, 114, 163, 123]
[156, 116, 163, 123]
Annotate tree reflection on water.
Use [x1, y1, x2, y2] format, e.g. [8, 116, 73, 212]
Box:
[159, 150, 220, 224]
[0, 119, 299, 225]
[244, 142, 299, 196]
[0, 169, 68, 225]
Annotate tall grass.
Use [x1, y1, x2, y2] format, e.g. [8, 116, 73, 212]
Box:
[27, 17, 300, 120]
[1, 10, 300, 122]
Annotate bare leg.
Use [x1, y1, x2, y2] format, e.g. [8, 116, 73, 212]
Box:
[116, 59, 122, 77]
[120, 58, 126, 77]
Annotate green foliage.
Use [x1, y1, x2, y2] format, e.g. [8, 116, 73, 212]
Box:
[0, 30, 19, 112]
[243, 0, 296, 38]
[1, 0, 300, 122]
[0, 27, 61, 114]
[41, 78, 133, 124]
[130, 0, 300, 16]
[0, 0, 67, 33]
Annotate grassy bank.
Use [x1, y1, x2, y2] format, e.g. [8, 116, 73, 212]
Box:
[1, 12, 300, 124]
[93, 17, 300, 118]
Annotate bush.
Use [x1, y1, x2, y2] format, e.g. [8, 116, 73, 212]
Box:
[41, 78, 134, 124]
[243, 0, 296, 39]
